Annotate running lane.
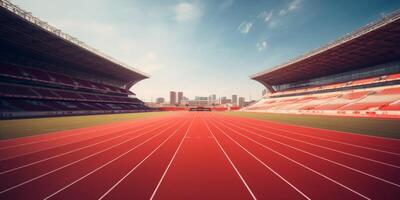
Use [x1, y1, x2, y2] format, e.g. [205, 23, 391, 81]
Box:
[0, 111, 399, 199]
[211, 112, 400, 199]
[0, 113, 182, 199]
[0, 114, 174, 159]
[150, 112, 254, 200]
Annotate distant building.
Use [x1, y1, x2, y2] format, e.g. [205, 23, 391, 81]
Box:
[232, 95, 238, 106]
[181, 99, 209, 107]
[239, 97, 245, 107]
[220, 96, 226, 102]
[212, 94, 216, 101]
[170, 91, 176, 105]
[178, 92, 183, 105]
[195, 96, 208, 100]
[220, 98, 232, 105]
[156, 97, 165, 104]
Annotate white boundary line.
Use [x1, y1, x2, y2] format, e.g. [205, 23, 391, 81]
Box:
[0, 120, 174, 195]
[215, 119, 370, 200]
[0, 119, 136, 145]
[0, 118, 166, 162]
[0, 119, 170, 175]
[207, 118, 311, 200]
[0, 115, 171, 145]
[230, 114, 400, 141]
[149, 113, 196, 200]
[203, 118, 257, 200]
[96, 120, 189, 200]
[223, 119, 400, 169]
[0, 119, 145, 150]
[217, 118, 400, 188]
[226, 117, 400, 156]
[44, 120, 187, 200]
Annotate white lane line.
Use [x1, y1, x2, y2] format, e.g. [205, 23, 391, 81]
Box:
[227, 118, 400, 156]
[0, 119, 170, 175]
[203, 118, 257, 200]
[0, 115, 171, 147]
[216, 119, 370, 200]
[229, 114, 400, 141]
[97, 121, 189, 200]
[207, 119, 311, 200]
[44, 120, 186, 200]
[218, 118, 400, 188]
[223, 119, 400, 169]
[149, 113, 196, 200]
[0, 120, 140, 150]
[0, 118, 166, 162]
[0, 120, 174, 195]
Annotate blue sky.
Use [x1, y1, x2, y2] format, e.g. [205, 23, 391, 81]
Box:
[13, 0, 400, 101]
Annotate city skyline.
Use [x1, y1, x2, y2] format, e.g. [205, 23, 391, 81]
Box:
[141, 91, 258, 103]
[159, 90, 252, 108]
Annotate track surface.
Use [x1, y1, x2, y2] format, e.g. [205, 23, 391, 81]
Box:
[0, 112, 399, 199]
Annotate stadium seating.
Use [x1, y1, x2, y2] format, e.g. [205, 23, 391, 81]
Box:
[245, 74, 400, 118]
[0, 64, 130, 95]
[0, 83, 139, 103]
[267, 73, 400, 98]
[0, 64, 149, 118]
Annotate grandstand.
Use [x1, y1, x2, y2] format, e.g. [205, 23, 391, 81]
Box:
[0, 0, 150, 119]
[246, 10, 400, 118]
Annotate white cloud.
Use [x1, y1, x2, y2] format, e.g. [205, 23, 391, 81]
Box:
[279, 0, 301, 16]
[137, 52, 165, 73]
[288, 0, 301, 11]
[237, 21, 253, 34]
[174, 2, 202, 22]
[258, 10, 273, 22]
[268, 20, 279, 28]
[257, 40, 268, 52]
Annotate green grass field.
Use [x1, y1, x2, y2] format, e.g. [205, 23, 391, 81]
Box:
[222, 112, 400, 139]
[0, 112, 168, 140]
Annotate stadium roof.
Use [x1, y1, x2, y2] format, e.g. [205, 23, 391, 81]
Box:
[250, 10, 400, 90]
[0, 0, 149, 88]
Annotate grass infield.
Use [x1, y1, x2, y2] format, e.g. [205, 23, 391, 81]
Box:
[222, 112, 400, 139]
[0, 112, 169, 140]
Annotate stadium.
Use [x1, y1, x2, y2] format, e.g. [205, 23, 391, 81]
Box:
[0, 0, 150, 119]
[0, 0, 399, 200]
[245, 10, 400, 118]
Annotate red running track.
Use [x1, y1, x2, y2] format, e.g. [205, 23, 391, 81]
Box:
[0, 112, 399, 199]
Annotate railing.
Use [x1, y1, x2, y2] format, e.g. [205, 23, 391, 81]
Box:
[0, 0, 149, 77]
[251, 9, 400, 78]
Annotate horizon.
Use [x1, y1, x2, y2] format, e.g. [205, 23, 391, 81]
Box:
[11, 0, 400, 100]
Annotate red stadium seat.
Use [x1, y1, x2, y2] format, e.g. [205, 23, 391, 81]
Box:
[350, 77, 378, 86]
[0, 64, 25, 78]
[385, 73, 400, 81]
[246, 77, 400, 118]
[0, 83, 39, 98]
[21, 67, 53, 82]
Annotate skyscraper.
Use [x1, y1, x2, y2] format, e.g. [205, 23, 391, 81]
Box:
[232, 95, 238, 106]
[239, 97, 245, 107]
[178, 92, 183, 105]
[170, 91, 176, 105]
[212, 94, 216, 101]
